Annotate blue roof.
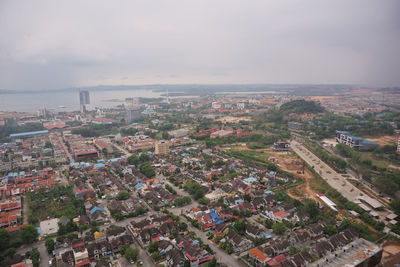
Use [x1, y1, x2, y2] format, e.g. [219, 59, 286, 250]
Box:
[214, 219, 224, 225]
[362, 139, 378, 145]
[337, 130, 350, 135]
[243, 177, 257, 183]
[209, 212, 219, 220]
[11, 130, 49, 138]
[90, 206, 105, 214]
[10, 130, 49, 138]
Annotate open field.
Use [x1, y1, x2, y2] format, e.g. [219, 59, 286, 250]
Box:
[366, 135, 398, 146]
[268, 151, 320, 202]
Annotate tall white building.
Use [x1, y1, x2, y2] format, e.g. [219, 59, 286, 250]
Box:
[79, 90, 90, 113]
[397, 136, 400, 154]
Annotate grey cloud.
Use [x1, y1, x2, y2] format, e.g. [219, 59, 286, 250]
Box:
[0, 0, 399, 90]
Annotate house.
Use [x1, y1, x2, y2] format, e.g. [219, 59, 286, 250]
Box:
[182, 239, 214, 267]
[249, 247, 270, 266]
[87, 241, 112, 260]
[90, 210, 106, 222]
[226, 229, 253, 253]
[289, 229, 311, 247]
[158, 240, 174, 255]
[291, 251, 312, 266]
[166, 248, 185, 267]
[78, 215, 91, 225]
[246, 224, 265, 239]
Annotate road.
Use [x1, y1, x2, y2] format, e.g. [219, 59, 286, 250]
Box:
[179, 215, 242, 267]
[291, 140, 391, 221]
[17, 241, 49, 267]
[112, 142, 132, 157]
[324, 145, 391, 206]
[291, 140, 363, 202]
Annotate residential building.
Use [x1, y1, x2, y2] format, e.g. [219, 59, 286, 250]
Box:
[155, 140, 170, 155]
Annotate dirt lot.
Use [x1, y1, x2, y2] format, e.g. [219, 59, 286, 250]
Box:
[366, 135, 398, 146]
[268, 151, 319, 202]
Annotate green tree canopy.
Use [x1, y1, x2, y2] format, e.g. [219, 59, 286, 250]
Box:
[20, 225, 38, 244]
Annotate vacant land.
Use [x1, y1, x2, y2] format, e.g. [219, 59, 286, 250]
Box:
[366, 135, 398, 146]
[26, 186, 85, 224]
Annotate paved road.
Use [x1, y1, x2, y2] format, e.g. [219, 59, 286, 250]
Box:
[179, 215, 242, 267]
[291, 140, 391, 221]
[291, 140, 363, 202]
[17, 241, 49, 267]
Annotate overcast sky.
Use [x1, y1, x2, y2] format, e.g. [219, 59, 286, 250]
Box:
[0, 0, 399, 91]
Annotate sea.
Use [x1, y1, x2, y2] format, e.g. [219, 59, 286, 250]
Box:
[0, 89, 165, 113]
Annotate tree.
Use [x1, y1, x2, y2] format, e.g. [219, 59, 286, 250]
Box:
[179, 222, 188, 231]
[323, 225, 337, 236]
[117, 190, 130, 200]
[20, 225, 38, 244]
[390, 199, 400, 215]
[148, 242, 159, 253]
[127, 155, 140, 165]
[139, 162, 156, 178]
[205, 257, 217, 267]
[45, 238, 55, 254]
[0, 229, 11, 251]
[125, 247, 139, 262]
[304, 200, 319, 218]
[272, 222, 286, 235]
[233, 219, 246, 235]
[28, 248, 40, 267]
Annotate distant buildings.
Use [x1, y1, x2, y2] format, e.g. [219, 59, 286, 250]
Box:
[336, 131, 378, 149]
[168, 128, 190, 138]
[79, 90, 90, 113]
[155, 140, 170, 155]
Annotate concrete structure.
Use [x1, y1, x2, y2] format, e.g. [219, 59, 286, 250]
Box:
[272, 141, 291, 152]
[310, 238, 382, 267]
[155, 140, 170, 155]
[336, 131, 378, 149]
[357, 196, 383, 210]
[288, 121, 304, 131]
[40, 218, 59, 236]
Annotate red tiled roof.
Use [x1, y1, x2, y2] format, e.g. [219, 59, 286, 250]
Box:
[250, 248, 269, 262]
[76, 259, 90, 267]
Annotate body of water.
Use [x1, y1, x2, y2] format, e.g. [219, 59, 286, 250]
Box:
[0, 89, 164, 113]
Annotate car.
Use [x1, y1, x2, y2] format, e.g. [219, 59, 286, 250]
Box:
[139, 260, 143, 265]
